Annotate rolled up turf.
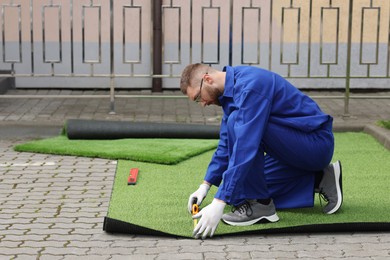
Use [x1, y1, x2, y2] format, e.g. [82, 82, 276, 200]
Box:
[65, 119, 220, 140]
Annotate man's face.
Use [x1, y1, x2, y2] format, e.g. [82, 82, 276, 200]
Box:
[186, 75, 222, 107]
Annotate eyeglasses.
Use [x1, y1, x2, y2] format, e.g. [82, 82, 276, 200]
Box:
[194, 73, 207, 103]
[194, 78, 204, 103]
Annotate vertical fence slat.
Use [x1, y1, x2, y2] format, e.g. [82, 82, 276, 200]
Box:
[345, 0, 354, 116]
[152, 0, 162, 92]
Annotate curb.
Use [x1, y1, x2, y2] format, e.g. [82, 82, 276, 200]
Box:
[333, 124, 365, 133]
[364, 124, 390, 151]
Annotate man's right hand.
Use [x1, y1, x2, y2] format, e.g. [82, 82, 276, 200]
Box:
[187, 183, 210, 213]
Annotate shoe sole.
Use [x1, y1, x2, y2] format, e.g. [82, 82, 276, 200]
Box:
[222, 213, 279, 226]
[326, 160, 343, 214]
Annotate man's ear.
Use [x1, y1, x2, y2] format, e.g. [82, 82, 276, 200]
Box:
[204, 73, 213, 85]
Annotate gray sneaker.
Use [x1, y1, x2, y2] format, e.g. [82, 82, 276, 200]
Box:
[319, 161, 343, 214]
[222, 200, 279, 226]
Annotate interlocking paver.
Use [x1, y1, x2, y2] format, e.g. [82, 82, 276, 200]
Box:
[224, 251, 251, 259]
[246, 235, 292, 244]
[2, 234, 48, 241]
[0, 90, 390, 259]
[41, 246, 90, 255]
[0, 241, 23, 247]
[37, 256, 64, 260]
[181, 245, 226, 253]
[21, 241, 67, 248]
[250, 250, 298, 259]
[110, 255, 155, 260]
[0, 247, 42, 255]
[343, 248, 390, 258]
[297, 249, 344, 258]
[225, 244, 271, 252]
[156, 253, 203, 260]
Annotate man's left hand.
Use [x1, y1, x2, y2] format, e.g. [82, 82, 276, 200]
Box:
[192, 198, 226, 239]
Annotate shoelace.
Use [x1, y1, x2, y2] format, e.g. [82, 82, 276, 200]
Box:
[232, 201, 253, 217]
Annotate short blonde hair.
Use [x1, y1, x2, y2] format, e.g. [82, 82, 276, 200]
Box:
[180, 63, 214, 94]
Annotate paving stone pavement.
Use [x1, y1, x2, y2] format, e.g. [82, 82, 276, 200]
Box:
[0, 89, 390, 259]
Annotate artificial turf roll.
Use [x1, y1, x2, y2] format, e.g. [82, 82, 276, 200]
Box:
[65, 119, 220, 140]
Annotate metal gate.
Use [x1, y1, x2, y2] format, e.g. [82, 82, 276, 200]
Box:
[1, 0, 390, 113]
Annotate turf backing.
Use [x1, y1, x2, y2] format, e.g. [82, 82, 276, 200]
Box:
[105, 132, 390, 237]
[14, 136, 218, 165]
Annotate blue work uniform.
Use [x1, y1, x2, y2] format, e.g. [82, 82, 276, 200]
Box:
[204, 66, 334, 209]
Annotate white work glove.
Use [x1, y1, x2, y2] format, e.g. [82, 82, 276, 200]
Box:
[192, 198, 226, 239]
[187, 183, 210, 213]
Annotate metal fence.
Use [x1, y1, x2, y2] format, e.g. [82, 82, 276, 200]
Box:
[0, 0, 390, 114]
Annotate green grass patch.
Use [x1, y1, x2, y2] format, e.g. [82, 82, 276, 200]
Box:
[14, 136, 218, 165]
[378, 120, 390, 130]
[106, 132, 390, 237]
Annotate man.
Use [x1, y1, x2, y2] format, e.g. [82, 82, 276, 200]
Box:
[180, 63, 343, 239]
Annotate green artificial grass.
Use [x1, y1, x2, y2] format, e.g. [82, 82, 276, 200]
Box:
[106, 132, 390, 237]
[14, 135, 218, 165]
